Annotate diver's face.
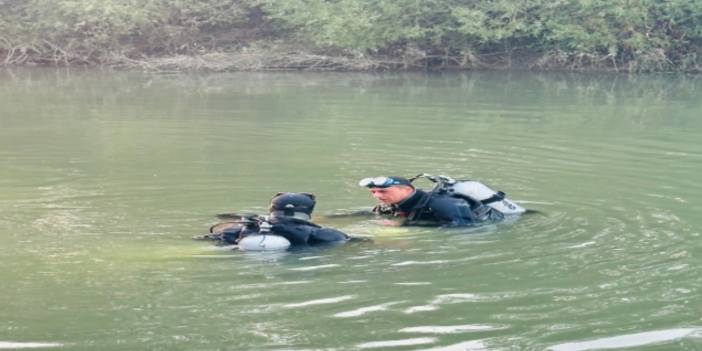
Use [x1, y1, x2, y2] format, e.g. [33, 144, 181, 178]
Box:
[368, 186, 413, 205]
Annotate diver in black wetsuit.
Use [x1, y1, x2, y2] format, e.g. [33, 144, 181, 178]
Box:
[359, 176, 504, 226]
[197, 192, 349, 246]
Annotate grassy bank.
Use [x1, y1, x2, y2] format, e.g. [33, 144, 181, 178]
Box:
[2, 0, 702, 72]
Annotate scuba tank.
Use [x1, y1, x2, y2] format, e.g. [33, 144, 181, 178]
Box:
[237, 220, 291, 251]
[449, 181, 525, 215]
[200, 214, 292, 251]
[411, 174, 526, 215]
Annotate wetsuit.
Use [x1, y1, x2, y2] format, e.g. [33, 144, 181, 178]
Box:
[374, 189, 504, 226]
[204, 216, 349, 246]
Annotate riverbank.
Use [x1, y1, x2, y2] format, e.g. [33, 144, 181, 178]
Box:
[8, 45, 701, 73]
[4, 0, 702, 73]
[113, 49, 407, 72]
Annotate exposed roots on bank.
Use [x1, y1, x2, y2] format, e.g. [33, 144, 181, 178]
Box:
[117, 52, 410, 72]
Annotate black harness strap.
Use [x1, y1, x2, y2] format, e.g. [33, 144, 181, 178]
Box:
[407, 191, 434, 222]
[480, 191, 505, 205]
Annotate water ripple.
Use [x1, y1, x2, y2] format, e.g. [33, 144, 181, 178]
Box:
[0, 342, 63, 349]
[333, 301, 406, 318]
[547, 328, 702, 351]
[283, 295, 355, 308]
[357, 337, 437, 349]
[414, 339, 490, 351]
[399, 324, 505, 334]
[404, 294, 484, 314]
[288, 264, 341, 271]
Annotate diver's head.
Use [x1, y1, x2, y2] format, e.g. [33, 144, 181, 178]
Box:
[269, 192, 316, 220]
[358, 176, 414, 205]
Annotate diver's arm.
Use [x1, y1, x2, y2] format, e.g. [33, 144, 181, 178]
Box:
[193, 222, 247, 244]
[323, 209, 376, 218]
[309, 227, 350, 243]
[215, 213, 259, 221]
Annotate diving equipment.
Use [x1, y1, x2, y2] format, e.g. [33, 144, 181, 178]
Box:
[238, 234, 291, 251]
[359, 176, 413, 188]
[410, 174, 526, 215]
[197, 192, 349, 250]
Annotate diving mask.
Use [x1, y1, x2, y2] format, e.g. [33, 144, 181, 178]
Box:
[358, 176, 412, 188]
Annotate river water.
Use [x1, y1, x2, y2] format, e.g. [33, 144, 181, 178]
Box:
[1, 69, 701, 351]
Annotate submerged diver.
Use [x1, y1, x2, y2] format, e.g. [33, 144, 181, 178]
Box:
[197, 192, 349, 250]
[358, 175, 508, 226]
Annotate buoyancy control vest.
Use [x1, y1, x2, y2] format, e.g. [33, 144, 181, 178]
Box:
[199, 214, 349, 251]
[379, 188, 503, 226]
[410, 174, 526, 215]
[196, 192, 350, 251]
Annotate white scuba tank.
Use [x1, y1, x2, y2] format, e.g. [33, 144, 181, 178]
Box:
[447, 181, 526, 215]
[238, 234, 291, 251]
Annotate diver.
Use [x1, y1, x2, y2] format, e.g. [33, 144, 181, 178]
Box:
[196, 192, 350, 249]
[358, 175, 507, 227]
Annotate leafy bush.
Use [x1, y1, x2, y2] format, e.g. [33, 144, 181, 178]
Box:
[2, 0, 701, 71]
[0, 0, 263, 63]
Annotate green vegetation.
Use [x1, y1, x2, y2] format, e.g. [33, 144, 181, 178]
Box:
[2, 0, 702, 71]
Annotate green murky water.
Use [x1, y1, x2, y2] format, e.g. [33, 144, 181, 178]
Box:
[1, 69, 701, 350]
